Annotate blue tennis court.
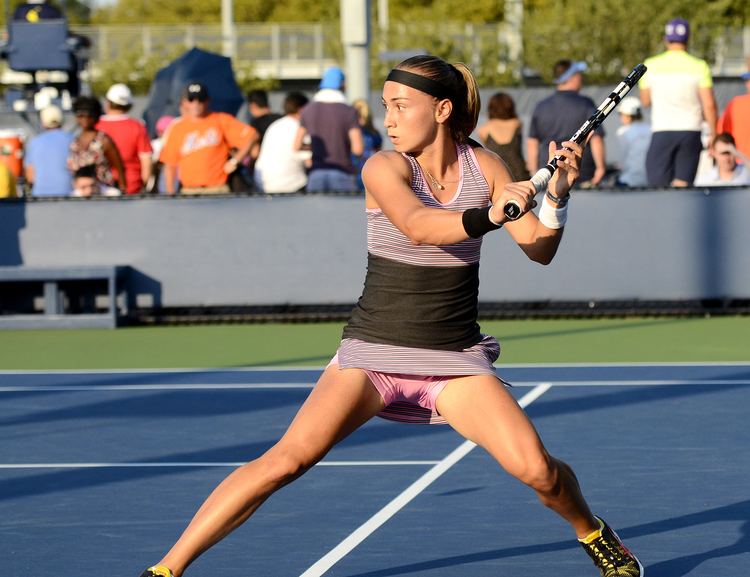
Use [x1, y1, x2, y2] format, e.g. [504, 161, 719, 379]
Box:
[2, 363, 748, 576]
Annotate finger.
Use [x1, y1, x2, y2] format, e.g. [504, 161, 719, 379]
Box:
[547, 140, 557, 162]
[559, 140, 583, 157]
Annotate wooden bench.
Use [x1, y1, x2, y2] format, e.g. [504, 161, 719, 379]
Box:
[0, 265, 128, 329]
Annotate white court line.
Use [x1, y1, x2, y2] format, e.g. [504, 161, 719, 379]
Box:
[0, 460, 440, 470]
[0, 383, 315, 392]
[513, 379, 750, 387]
[0, 361, 748, 375]
[298, 383, 552, 577]
[1, 379, 747, 393]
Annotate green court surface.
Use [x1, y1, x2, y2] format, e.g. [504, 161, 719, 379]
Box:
[0, 316, 747, 369]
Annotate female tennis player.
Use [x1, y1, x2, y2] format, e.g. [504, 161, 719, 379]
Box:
[139, 55, 643, 577]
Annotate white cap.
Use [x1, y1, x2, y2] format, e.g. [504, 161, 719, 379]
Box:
[40, 105, 63, 128]
[105, 83, 133, 107]
[619, 96, 641, 116]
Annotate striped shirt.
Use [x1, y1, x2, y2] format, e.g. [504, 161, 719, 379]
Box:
[338, 142, 501, 422]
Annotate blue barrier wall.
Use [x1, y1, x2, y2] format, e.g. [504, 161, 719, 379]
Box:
[1, 188, 748, 309]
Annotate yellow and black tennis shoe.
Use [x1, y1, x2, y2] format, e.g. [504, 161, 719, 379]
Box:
[139, 566, 174, 577]
[579, 516, 644, 577]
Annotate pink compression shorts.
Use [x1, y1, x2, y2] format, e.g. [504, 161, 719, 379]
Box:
[328, 353, 450, 415]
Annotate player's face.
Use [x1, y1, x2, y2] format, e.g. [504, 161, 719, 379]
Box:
[381, 81, 440, 153]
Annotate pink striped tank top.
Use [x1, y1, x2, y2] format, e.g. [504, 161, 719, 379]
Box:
[337, 142, 502, 423]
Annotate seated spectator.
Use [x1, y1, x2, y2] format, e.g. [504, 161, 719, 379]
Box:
[693, 132, 750, 186]
[254, 91, 310, 194]
[159, 82, 258, 195]
[24, 104, 74, 196]
[68, 96, 126, 192]
[0, 162, 17, 198]
[614, 96, 651, 187]
[352, 98, 383, 191]
[477, 92, 530, 182]
[96, 83, 153, 194]
[71, 164, 121, 197]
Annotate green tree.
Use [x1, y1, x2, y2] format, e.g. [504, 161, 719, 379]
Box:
[92, 0, 337, 25]
[76, 0, 750, 90]
[523, 0, 750, 83]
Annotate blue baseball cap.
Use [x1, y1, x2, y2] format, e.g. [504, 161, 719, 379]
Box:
[555, 61, 587, 84]
[664, 18, 690, 43]
[319, 67, 345, 90]
[741, 72, 750, 81]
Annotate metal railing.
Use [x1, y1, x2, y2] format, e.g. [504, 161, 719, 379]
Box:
[3, 21, 748, 85]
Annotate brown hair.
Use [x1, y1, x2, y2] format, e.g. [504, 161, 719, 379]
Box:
[487, 92, 518, 120]
[712, 132, 736, 148]
[395, 55, 480, 143]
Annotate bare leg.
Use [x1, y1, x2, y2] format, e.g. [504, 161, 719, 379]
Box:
[156, 365, 384, 576]
[435, 375, 598, 538]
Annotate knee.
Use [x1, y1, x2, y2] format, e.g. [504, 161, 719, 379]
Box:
[512, 453, 559, 493]
[260, 445, 318, 487]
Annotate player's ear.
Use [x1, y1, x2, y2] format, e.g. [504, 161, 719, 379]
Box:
[435, 98, 452, 124]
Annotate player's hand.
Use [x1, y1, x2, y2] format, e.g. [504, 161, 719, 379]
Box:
[548, 140, 582, 198]
[490, 180, 537, 223]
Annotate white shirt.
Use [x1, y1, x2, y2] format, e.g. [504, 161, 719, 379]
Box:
[616, 122, 651, 187]
[254, 115, 310, 194]
[693, 164, 750, 187]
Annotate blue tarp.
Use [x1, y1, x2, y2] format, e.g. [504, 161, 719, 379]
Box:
[142, 47, 244, 137]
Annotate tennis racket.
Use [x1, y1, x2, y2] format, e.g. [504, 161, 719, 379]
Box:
[504, 63, 648, 220]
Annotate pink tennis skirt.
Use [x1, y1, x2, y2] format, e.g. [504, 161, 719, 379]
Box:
[328, 353, 451, 424]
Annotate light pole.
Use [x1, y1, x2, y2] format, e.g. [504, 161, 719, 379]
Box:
[221, 0, 235, 59]
[340, 0, 371, 103]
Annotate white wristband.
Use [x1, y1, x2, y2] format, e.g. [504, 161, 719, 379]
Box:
[538, 195, 568, 229]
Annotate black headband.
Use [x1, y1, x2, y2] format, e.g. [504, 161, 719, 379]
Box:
[385, 69, 454, 101]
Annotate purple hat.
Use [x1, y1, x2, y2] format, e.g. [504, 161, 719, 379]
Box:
[741, 72, 750, 81]
[664, 18, 690, 43]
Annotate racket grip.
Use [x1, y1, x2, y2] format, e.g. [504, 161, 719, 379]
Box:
[503, 166, 554, 221]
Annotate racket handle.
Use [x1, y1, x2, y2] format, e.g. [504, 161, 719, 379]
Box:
[503, 166, 554, 220]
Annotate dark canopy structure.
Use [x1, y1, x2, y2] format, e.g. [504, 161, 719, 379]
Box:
[142, 47, 244, 137]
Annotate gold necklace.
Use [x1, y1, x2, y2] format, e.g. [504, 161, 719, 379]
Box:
[422, 167, 446, 190]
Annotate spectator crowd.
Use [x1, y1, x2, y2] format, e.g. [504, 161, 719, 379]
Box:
[1, 15, 749, 200]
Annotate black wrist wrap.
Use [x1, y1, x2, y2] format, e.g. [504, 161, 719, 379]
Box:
[462, 207, 501, 238]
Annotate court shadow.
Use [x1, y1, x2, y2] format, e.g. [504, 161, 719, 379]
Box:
[0, 422, 452, 501]
[0, 439, 276, 502]
[0, 388, 309, 427]
[341, 500, 750, 577]
[525, 382, 748, 422]
[620, 500, 750, 576]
